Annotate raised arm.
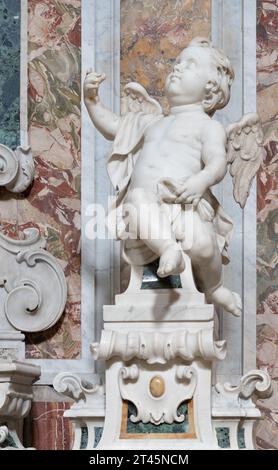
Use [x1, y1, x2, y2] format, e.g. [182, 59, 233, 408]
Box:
[83, 71, 120, 141]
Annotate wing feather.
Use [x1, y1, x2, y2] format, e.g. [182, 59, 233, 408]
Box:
[121, 82, 162, 116]
[226, 113, 266, 208]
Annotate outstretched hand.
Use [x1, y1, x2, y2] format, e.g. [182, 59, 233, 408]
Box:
[84, 70, 106, 102]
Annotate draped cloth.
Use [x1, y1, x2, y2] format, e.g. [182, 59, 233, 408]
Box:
[106, 111, 233, 266]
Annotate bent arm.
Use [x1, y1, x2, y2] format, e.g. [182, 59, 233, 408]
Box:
[200, 120, 227, 187]
[85, 97, 120, 141]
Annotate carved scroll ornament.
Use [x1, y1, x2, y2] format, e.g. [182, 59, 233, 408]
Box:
[0, 144, 34, 193]
[0, 228, 67, 333]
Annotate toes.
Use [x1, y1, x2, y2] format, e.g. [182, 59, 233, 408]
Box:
[231, 308, 241, 318]
[157, 263, 173, 278]
[232, 292, 242, 309]
[157, 269, 167, 279]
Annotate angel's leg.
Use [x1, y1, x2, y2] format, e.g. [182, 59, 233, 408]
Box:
[187, 213, 242, 317]
[124, 188, 185, 276]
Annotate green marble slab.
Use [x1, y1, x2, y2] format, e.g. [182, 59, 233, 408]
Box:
[126, 402, 189, 434]
[0, 0, 21, 149]
[141, 259, 182, 289]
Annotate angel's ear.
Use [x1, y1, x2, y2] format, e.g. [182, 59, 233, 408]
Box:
[202, 80, 221, 115]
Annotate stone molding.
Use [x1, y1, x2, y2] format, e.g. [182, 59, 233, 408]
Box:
[91, 329, 226, 364]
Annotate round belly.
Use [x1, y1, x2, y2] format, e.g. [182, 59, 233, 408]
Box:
[130, 146, 201, 192]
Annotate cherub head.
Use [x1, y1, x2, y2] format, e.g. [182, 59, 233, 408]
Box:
[165, 37, 234, 115]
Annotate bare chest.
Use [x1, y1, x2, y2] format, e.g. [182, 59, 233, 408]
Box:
[144, 114, 203, 148]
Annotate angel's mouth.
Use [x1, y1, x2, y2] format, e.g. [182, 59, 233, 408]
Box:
[170, 75, 181, 82]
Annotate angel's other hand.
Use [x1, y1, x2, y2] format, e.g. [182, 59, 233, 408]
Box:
[175, 173, 209, 206]
[84, 71, 106, 102]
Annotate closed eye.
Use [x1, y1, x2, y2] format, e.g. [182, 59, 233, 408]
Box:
[173, 59, 196, 72]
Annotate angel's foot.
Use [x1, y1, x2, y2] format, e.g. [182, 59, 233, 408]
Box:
[157, 245, 185, 278]
[206, 285, 242, 317]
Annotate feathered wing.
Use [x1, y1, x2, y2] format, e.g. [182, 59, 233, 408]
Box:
[226, 113, 266, 208]
[121, 82, 162, 115]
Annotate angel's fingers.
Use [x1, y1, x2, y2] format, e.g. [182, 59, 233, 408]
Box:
[85, 72, 105, 82]
[175, 186, 187, 197]
[98, 73, 106, 83]
[175, 191, 188, 203]
[192, 197, 200, 208]
[86, 83, 99, 90]
[174, 185, 185, 196]
[183, 195, 199, 205]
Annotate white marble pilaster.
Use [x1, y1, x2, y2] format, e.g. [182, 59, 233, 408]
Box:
[86, 0, 121, 353]
[211, 0, 257, 383]
[241, 0, 257, 374]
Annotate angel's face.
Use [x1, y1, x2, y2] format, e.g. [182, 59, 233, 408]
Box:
[165, 47, 215, 107]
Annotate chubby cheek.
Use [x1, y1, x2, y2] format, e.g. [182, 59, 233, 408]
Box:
[165, 79, 178, 95]
[165, 76, 173, 90]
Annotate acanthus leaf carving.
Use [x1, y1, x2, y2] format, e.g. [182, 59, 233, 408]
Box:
[53, 372, 101, 401]
[53, 372, 105, 419]
[213, 368, 272, 412]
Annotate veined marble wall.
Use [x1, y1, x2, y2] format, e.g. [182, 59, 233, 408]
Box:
[121, 0, 210, 111]
[0, 0, 82, 359]
[25, 0, 81, 359]
[256, 0, 278, 450]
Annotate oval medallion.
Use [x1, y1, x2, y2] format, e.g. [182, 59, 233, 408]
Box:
[149, 376, 165, 398]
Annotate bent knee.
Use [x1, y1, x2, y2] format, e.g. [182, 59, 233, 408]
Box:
[190, 235, 216, 260]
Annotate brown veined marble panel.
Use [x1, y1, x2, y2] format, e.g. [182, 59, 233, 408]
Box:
[256, 0, 278, 451]
[28, 402, 73, 450]
[121, 0, 211, 111]
[23, 0, 81, 359]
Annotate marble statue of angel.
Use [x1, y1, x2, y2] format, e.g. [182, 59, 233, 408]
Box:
[84, 37, 265, 317]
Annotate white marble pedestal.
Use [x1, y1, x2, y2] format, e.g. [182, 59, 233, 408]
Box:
[57, 261, 272, 450]
[92, 265, 227, 450]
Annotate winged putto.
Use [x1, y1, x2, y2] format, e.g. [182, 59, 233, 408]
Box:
[84, 37, 265, 317]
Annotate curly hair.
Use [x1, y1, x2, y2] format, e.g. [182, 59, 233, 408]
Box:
[187, 37, 235, 115]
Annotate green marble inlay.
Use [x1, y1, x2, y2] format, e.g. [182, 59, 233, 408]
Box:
[141, 259, 182, 289]
[238, 427, 246, 449]
[216, 427, 230, 448]
[216, 426, 246, 449]
[126, 402, 189, 434]
[80, 426, 103, 449]
[94, 427, 103, 447]
[80, 426, 88, 449]
[0, 0, 20, 149]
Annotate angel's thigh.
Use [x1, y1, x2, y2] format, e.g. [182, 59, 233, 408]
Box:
[187, 212, 219, 261]
[124, 188, 173, 240]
